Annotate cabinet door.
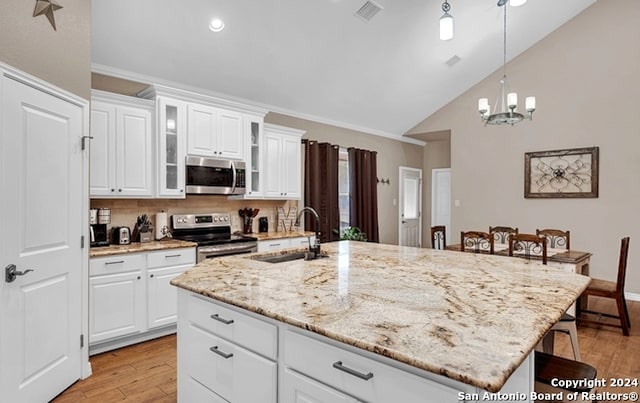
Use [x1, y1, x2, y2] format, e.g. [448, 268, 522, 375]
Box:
[89, 271, 145, 344]
[283, 368, 361, 403]
[115, 106, 153, 196]
[281, 134, 302, 199]
[187, 103, 217, 156]
[147, 265, 187, 329]
[157, 97, 186, 197]
[217, 109, 244, 159]
[89, 101, 116, 196]
[246, 116, 263, 196]
[263, 132, 283, 198]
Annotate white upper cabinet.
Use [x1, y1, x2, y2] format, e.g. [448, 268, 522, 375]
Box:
[90, 91, 154, 198]
[157, 97, 187, 198]
[187, 103, 243, 160]
[263, 123, 304, 200]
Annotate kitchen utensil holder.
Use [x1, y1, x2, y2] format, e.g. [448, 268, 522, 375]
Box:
[243, 217, 253, 234]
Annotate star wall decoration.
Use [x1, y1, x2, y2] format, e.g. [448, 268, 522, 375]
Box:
[33, 0, 63, 31]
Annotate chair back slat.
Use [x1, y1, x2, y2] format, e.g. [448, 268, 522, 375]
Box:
[431, 226, 447, 250]
[536, 229, 570, 250]
[617, 237, 630, 292]
[489, 226, 518, 244]
[460, 231, 494, 254]
[509, 233, 548, 264]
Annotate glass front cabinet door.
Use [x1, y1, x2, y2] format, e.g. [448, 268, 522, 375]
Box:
[245, 115, 264, 197]
[157, 97, 187, 198]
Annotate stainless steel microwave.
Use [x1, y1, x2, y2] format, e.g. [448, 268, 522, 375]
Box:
[185, 156, 246, 195]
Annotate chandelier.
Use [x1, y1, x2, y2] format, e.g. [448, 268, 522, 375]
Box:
[478, 0, 535, 125]
[439, 0, 453, 41]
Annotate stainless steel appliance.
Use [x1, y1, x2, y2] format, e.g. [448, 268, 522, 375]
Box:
[185, 156, 246, 195]
[90, 208, 110, 247]
[171, 213, 258, 263]
[111, 226, 131, 245]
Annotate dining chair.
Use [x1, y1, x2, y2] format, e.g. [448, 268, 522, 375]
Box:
[536, 229, 570, 250]
[509, 233, 548, 264]
[509, 234, 582, 359]
[431, 225, 446, 250]
[460, 231, 494, 254]
[489, 226, 518, 244]
[578, 237, 631, 336]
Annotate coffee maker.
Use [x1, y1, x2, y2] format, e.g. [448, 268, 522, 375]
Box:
[90, 208, 110, 247]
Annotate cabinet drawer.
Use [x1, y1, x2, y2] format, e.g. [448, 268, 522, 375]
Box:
[90, 253, 145, 276]
[179, 377, 228, 403]
[257, 239, 291, 252]
[290, 236, 314, 247]
[147, 247, 195, 269]
[284, 329, 466, 403]
[283, 368, 361, 403]
[187, 294, 277, 360]
[181, 323, 277, 403]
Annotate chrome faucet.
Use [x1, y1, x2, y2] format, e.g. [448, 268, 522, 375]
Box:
[295, 207, 321, 258]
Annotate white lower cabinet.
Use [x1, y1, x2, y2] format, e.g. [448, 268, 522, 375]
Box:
[257, 236, 315, 252]
[178, 292, 277, 403]
[89, 248, 195, 353]
[89, 253, 146, 343]
[177, 290, 491, 403]
[283, 368, 360, 403]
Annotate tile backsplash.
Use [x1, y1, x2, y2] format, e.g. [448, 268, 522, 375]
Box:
[90, 196, 297, 236]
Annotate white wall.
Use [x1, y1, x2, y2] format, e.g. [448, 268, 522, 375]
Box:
[409, 0, 640, 295]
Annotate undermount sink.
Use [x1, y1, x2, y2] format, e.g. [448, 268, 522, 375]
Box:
[251, 251, 328, 264]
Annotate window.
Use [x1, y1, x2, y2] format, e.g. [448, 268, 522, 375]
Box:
[338, 148, 350, 232]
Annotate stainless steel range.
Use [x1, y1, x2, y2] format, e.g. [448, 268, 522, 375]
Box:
[171, 213, 258, 263]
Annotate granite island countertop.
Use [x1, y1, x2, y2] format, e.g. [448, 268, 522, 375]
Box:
[170, 241, 590, 393]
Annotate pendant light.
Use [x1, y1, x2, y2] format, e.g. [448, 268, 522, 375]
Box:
[478, 0, 535, 125]
[439, 0, 453, 41]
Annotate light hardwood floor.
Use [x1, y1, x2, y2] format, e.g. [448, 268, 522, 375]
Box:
[53, 299, 640, 402]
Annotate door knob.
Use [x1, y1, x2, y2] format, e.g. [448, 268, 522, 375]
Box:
[5, 264, 35, 283]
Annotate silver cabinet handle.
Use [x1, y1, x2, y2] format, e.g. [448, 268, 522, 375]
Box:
[210, 346, 233, 359]
[165, 254, 181, 258]
[105, 260, 125, 265]
[332, 361, 374, 381]
[210, 314, 234, 325]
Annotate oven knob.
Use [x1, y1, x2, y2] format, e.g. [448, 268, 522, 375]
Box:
[213, 217, 218, 222]
[223, 216, 228, 221]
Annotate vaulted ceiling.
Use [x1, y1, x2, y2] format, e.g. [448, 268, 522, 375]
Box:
[91, 0, 596, 141]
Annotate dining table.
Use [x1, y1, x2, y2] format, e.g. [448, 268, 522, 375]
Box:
[446, 242, 592, 314]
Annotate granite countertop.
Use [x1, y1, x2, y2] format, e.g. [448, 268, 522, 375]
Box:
[90, 239, 197, 257]
[250, 231, 315, 241]
[170, 241, 590, 393]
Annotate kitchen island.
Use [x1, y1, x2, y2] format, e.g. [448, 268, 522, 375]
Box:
[170, 241, 590, 402]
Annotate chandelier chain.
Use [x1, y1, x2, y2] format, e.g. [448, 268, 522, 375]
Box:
[502, 4, 507, 78]
[442, 0, 450, 13]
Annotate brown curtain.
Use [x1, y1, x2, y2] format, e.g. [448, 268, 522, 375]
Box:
[303, 140, 340, 242]
[348, 147, 379, 243]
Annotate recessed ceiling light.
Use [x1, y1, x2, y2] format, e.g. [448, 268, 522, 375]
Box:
[509, 0, 527, 6]
[209, 18, 225, 32]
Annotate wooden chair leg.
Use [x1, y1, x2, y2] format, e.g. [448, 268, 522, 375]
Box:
[623, 296, 631, 328]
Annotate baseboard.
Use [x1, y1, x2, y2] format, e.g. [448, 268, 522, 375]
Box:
[625, 292, 640, 302]
[88, 325, 176, 356]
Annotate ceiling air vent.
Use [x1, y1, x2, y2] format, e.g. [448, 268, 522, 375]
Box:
[446, 55, 461, 67]
[355, 1, 383, 22]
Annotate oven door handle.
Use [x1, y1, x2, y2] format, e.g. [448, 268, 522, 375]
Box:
[230, 160, 237, 195]
[198, 242, 258, 260]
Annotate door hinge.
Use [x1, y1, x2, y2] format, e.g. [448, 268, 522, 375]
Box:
[81, 235, 85, 248]
[80, 334, 84, 348]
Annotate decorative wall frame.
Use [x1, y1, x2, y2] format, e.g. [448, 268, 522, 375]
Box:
[524, 146, 599, 198]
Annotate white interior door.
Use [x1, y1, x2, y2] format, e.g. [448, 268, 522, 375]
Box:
[0, 73, 84, 402]
[431, 168, 451, 246]
[399, 167, 422, 247]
